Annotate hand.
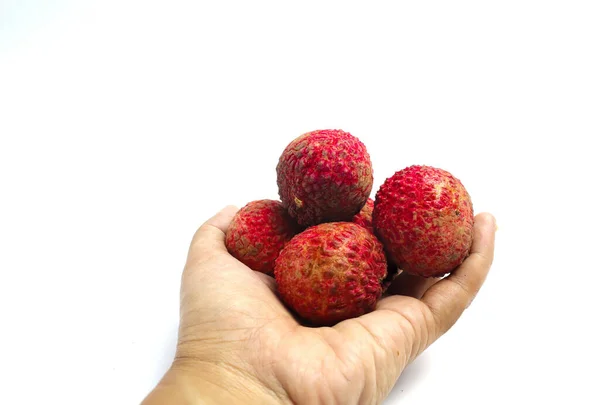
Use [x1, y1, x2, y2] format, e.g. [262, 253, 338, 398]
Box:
[143, 207, 496, 405]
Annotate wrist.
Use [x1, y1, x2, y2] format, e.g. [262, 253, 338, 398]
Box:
[142, 359, 286, 405]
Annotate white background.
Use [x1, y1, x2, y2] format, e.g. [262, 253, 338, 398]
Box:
[1, 1, 599, 404]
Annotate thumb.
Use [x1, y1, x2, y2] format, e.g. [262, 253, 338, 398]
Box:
[187, 205, 239, 265]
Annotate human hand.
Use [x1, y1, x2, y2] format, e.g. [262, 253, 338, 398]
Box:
[142, 207, 496, 405]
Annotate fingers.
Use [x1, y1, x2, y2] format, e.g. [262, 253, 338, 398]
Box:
[186, 205, 239, 264]
[386, 272, 441, 299]
[420, 212, 496, 338]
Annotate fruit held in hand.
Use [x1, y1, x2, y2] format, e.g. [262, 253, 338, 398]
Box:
[352, 198, 374, 233]
[276, 129, 373, 226]
[225, 200, 300, 274]
[352, 197, 401, 289]
[373, 165, 474, 277]
[274, 222, 387, 325]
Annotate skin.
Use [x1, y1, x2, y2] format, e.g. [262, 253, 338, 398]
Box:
[142, 206, 496, 405]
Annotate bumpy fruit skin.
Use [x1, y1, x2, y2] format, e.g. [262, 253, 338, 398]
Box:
[274, 222, 387, 326]
[352, 198, 374, 233]
[373, 165, 474, 277]
[352, 198, 400, 293]
[276, 129, 373, 226]
[352, 197, 400, 289]
[225, 200, 300, 275]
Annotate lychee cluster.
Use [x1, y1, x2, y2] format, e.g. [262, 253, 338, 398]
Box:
[225, 129, 474, 326]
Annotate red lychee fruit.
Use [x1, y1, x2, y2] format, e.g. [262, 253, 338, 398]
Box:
[276, 129, 373, 226]
[225, 199, 301, 275]
[373, 165, 474, 278]
[352, 198, 374, 233]
[352, 197, 400, 289]
[274, 222, 387, 326]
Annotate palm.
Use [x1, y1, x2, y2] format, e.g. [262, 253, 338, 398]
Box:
[177, 207, 495, 405]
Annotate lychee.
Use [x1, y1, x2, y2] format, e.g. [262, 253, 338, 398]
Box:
[373, 165, 474, 277]
[274, 222, 387, 325]
[352, 197, 400, 289]
[276, 129, 373, 226]
[352, 198, 374, 233]
[225, 199, 301, 274]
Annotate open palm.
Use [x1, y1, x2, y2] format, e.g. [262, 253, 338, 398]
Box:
[145, 206, 496, 405]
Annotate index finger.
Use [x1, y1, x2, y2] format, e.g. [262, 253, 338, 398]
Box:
[420, 212, 496, 338]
